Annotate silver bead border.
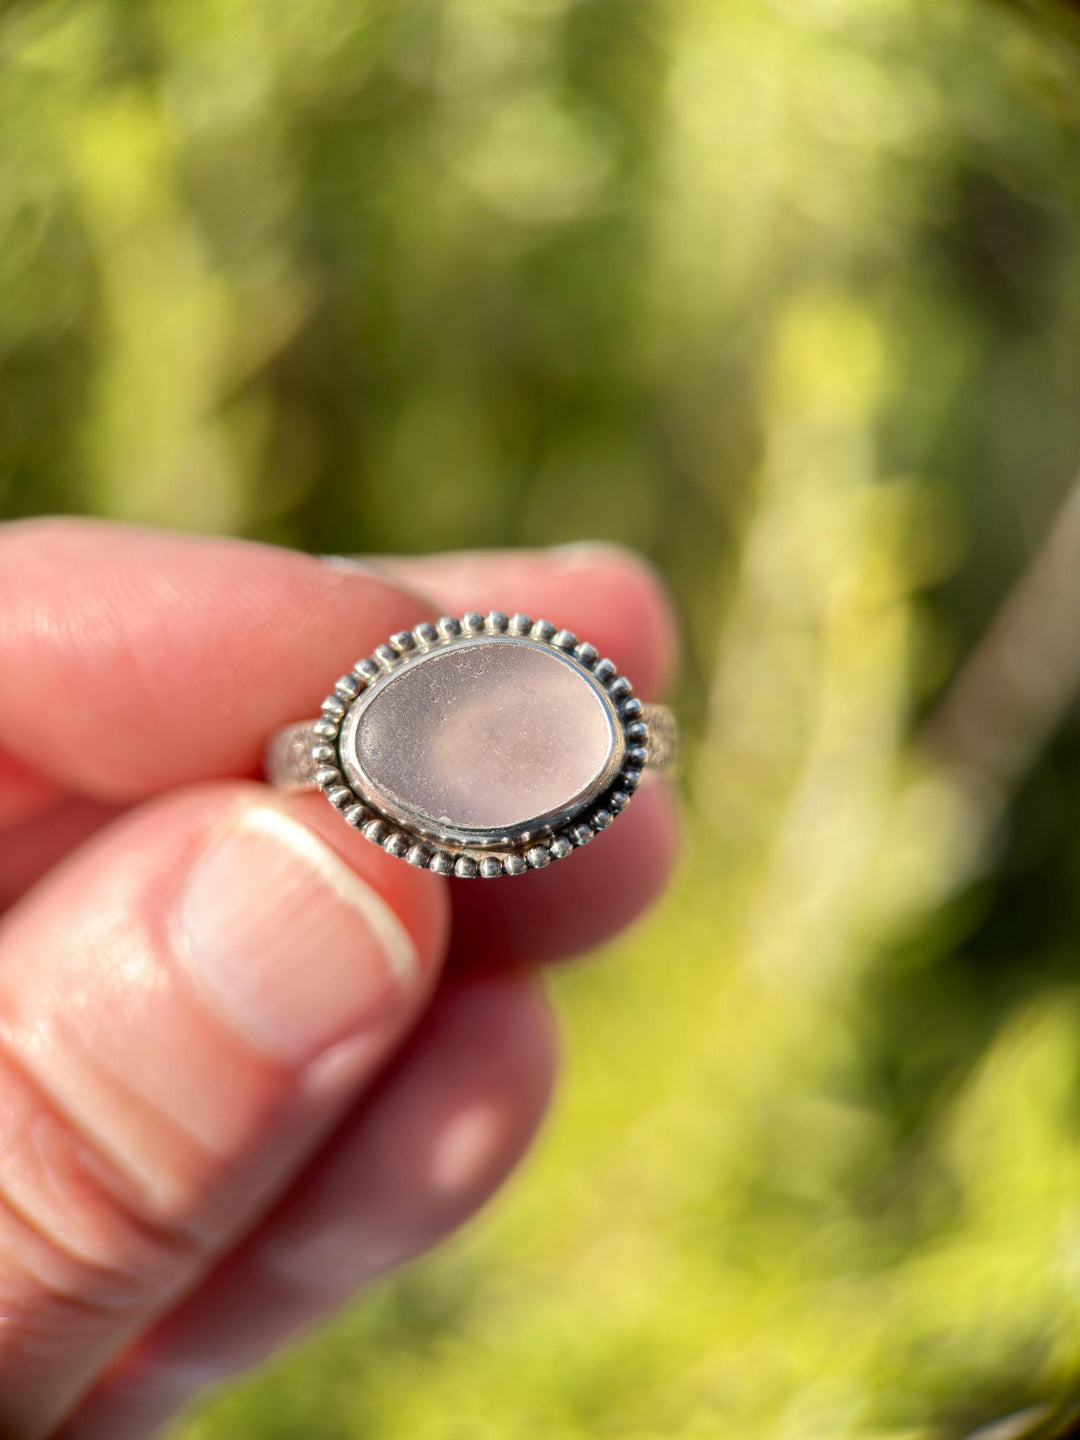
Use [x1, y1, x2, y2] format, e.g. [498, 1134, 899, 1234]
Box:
[307, 611, 649, 879]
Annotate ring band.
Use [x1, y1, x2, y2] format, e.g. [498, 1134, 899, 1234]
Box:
[265, 611, 678, 879]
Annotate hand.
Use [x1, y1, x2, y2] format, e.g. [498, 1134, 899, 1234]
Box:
[0, 520, 678, 1439]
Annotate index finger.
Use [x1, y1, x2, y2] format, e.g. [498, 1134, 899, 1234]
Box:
[0, 519, 431, 801]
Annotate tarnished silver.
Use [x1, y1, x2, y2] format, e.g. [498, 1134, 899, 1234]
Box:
[264, 613, 677, 878]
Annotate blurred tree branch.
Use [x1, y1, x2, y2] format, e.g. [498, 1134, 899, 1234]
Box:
[923, 468, 1080, 804]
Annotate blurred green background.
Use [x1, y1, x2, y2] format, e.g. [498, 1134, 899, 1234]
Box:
[5, 0, 1080, 1435]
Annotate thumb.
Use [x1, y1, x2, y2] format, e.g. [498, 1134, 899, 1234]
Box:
[0, 781, 448, 1436]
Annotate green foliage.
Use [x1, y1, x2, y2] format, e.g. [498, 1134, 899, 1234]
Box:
[5, 0, 1080, 1435]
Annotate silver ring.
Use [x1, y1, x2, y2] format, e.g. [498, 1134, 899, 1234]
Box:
[264, 611, 677, 879]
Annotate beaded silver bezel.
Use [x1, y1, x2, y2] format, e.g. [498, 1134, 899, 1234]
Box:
[307, 611, 649, 879]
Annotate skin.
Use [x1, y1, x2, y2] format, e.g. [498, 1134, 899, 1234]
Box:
[0, 519, 679, 1439]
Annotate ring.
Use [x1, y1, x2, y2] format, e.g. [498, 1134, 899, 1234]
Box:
[264, 611, 677, 878]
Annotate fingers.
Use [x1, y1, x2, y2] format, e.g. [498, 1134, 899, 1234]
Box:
[0, 526, 676, 1436]
[57, 971, 556, 1440]
[0, 783, 449, 1436]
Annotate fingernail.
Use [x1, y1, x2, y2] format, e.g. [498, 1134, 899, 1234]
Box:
[545, 540, 640, 566]
[317, 555, 383, 575]
[174, 807, 419, 1064]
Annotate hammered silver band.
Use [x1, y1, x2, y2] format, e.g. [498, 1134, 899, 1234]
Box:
[267, 702, 677, 794]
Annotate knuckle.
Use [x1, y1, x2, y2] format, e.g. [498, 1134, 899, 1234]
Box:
[0, 1040, 201, 1319]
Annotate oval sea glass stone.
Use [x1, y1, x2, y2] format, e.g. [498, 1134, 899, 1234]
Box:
[345, 639, 619, 839]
